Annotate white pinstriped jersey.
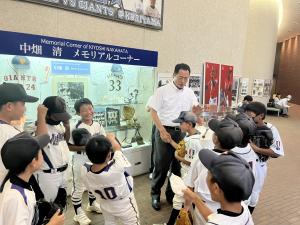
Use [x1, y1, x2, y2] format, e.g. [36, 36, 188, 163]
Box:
[231, 144, 257, 175]
[81, 151, 133, 202]
[40, 123, 69, 170]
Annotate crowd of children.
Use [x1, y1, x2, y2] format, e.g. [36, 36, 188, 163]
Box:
[0, 82, 284, 225]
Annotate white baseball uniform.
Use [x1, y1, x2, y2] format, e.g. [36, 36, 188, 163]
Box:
[196, 126, 214, 149]
[206, 202, 254, 225]
[173, 132, 202, 210]
[36, 123, 69, 202]
[185, 149, 222, 225]
[0, 176, 38, 225]
[0, 122, 20, 184]
[231, 144, 257, 206]
[69, 120, 106, 209]
[249, 122, 284, 207]
[81, 151, 140, 225]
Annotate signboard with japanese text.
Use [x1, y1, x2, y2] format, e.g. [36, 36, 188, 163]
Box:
[0, 30, 158, 67]
[0, 30, 156, 128]
[21, 0, 164, 30]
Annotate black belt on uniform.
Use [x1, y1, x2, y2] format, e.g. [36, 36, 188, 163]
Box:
[164, 126, 181, 131]
[43, 164, 68, 173]
[77, 151, 86, 155]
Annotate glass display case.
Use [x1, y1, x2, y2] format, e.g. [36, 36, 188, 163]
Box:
[0, 54, 155, 148]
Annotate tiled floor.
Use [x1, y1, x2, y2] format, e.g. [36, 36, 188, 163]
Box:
[65, 104, 300, 225]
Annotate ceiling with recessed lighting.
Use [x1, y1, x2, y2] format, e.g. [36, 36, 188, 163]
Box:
[277, 0, 300, 42]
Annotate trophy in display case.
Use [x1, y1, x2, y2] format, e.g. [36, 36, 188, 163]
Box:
[122, 105, 135, 127]
[131, 118, 144, 145]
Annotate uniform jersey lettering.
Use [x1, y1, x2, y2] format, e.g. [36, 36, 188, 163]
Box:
[50, 133, 65, 145]
[95, 187, 117, 200]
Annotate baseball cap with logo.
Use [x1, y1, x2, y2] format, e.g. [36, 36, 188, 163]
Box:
[172, 111, 197, 124]
[43, 96, 71, 122]
[199, 149, 255, 201]
[0, 82, 38, 105]
[1, 132, 50, 173]
[208, 117, 243, 149]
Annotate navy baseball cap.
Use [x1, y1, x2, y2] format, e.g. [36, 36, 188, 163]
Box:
[199, 149, 255, 200]
[43, 96, 71, 122]
[1, 132, 50, 173]
[244, 102, 267, 116]
[172, 111, 197, 124]
[0, 82, 38, 105]
[208, 117, 243, 149]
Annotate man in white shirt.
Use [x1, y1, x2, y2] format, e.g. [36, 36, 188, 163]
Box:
[148, 63, 201, 210]
[275, 94, 292, 117]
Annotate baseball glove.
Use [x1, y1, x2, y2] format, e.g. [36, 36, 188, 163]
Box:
[72, 128, 91, 146]
[36, 199, 63, 225]
[176, 140, 186, 158]
[175, 209, 192, 225]
[123, 105, 135, 120]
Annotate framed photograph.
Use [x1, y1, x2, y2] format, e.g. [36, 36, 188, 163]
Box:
[252, 79, 264, 97]
[106, 107, 121, 127]
[52, 77, 88, 115]
[232, 76, 240, 108]
[94, 106, 107, 127]
[189, 74, 203, 104]
[263, 79, 272, 97]
[239, 78, 249, 96]
[157, 73, 173, 87]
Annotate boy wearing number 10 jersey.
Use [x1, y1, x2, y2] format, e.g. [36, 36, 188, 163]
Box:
[81, 133, 140, 225]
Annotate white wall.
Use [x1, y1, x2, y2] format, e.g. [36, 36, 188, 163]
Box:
[242, 0, 279, 104]
[0, 0, 280, 103]
[0, 0, 249, 75]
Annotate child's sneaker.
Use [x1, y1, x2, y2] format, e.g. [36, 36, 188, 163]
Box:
[86, 201, 102, 214]
[73, 209, 91, 225]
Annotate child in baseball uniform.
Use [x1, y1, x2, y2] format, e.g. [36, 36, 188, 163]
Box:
[185, 117, 243, 224]
[68, 98, 105, 224]
[228, 113, 258, 176]
[160, 111, 202, 225]
[0, 132, 64, 225]
[81, 133, 140, 225]
[245, 102, 284, 213]
[36, 96, 71, 206]
[183, 149, 254, 225]
[0, 82, 47, 200]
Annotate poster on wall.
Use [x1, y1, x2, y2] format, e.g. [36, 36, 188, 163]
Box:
[232, 76, 240, 108]
[21, 0, 164, 30]
[219, 65, 233, 107]
[204, 62, 220, 106]
[252, 79, 264, 97]
[239, 77, 249, 96]
[263, 79, 272, 97]
[189, 74, 203, 104]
